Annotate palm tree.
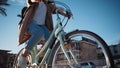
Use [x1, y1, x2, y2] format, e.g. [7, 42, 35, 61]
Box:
[0, 0, 10, 16]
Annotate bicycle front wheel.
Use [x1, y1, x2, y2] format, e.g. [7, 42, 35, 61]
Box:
[51, 30, 114, 68]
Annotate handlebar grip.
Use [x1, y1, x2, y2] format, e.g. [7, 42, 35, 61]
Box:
[66, 11, 72, 19]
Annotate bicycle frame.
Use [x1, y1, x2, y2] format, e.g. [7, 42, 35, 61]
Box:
[14, 1, 114, 68]
[30, 13, 77, 68]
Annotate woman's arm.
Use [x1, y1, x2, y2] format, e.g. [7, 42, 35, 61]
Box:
[57, 7, 72, 19]
[49, 3, 72, 18]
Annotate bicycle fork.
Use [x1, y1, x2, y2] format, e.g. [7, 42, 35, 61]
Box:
[58, 32, 79, 68]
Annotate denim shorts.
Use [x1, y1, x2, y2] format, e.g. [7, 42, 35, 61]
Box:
[25, 22, 50, 51]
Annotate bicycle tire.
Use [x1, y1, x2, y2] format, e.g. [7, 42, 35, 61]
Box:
[49, 30, 114, 68]
[12, 48, 32, 68]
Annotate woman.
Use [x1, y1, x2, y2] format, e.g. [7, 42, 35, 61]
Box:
[18, 0, 71, 67]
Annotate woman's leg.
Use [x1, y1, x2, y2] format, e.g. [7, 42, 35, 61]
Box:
[18, 23, 45, 68]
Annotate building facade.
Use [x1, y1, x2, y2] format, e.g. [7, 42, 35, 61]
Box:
[0, 41, 120, 68]
[54, 38, 120, 68]
[109, 44, 120, 67]
[54, 37, 100, 68]
[0, 49, 16, 68]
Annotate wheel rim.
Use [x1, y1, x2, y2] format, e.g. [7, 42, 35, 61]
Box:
[52, 30, 114, 68]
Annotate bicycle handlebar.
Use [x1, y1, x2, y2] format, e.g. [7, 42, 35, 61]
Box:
[47, 0, 73, 18]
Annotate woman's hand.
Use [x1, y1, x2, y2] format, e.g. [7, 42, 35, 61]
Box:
[65, 11, 72, 19]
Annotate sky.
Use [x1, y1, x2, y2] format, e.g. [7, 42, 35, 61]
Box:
[0, 0, 120, 53]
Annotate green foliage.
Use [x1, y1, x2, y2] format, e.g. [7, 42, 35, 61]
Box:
[0, 0, 10, 16]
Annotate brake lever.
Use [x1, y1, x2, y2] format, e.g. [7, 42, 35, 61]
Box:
[66, 10, 73, 19]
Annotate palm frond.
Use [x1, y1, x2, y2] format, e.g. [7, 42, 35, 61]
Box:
[0, 0, 10, 6]
[0, 2, 10, 6]
[0, 0, 10, 16]
[0, 7, 7, 16]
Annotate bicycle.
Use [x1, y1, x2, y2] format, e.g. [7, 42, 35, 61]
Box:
[13, 1, 114, 68]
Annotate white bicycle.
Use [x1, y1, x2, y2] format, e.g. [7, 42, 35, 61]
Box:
[13, 1, 114, 68]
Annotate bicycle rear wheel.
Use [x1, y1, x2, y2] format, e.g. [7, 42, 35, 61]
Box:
[13, 48, 32, 68]
[50, 30, 114, 68]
